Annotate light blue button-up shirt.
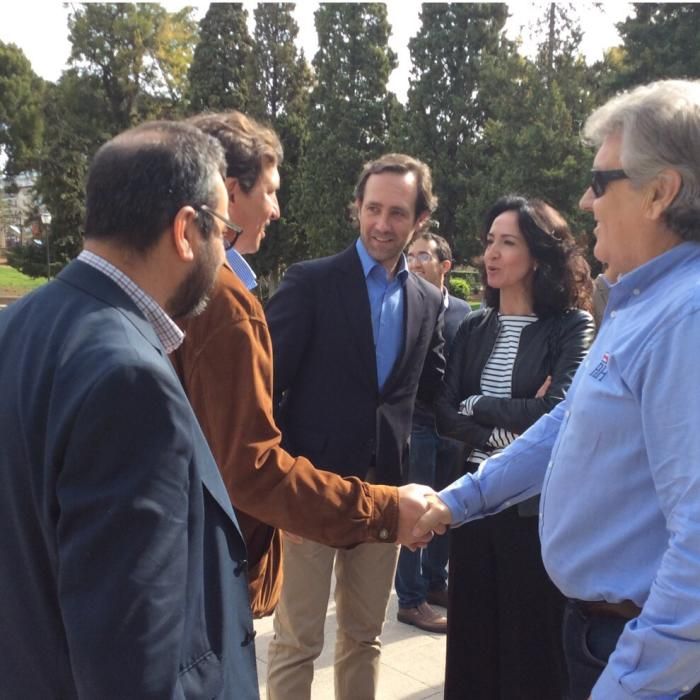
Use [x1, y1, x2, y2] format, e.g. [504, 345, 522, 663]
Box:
[355, 238, 407, 390]
[439, 241, 700, 699]
[226, 248, 257, 290]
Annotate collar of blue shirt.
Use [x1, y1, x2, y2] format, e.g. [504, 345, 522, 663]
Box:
[355, 237, 408, 284]
[225, 247, 257, 291]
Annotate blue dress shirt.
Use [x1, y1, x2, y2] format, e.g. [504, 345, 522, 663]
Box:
[226, 248, 257, 290]
[355, 238, 407, 390]
[439, 241, 700, 699]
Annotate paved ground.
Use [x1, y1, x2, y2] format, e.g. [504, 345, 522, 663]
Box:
[254, 572, 447, 699]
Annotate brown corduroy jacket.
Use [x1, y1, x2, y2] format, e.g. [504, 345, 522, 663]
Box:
[171, 264, 399, 617]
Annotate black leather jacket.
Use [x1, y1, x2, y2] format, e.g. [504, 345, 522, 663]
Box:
[436, 306, 595, 452]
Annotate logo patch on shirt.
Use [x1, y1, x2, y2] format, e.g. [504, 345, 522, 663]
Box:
[589, 352, 610, 381]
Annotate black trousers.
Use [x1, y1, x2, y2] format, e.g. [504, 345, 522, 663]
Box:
[444, 507, 568, 699]
[563, 600, 700, 700]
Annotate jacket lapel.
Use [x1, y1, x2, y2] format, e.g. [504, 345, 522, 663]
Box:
[59, 261, 163, 355]
[58, 261, 242, 531]
[336, 246, 378, 390]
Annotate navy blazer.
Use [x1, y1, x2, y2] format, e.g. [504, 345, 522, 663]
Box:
[0, 261, 258, 699]
[443, 293, 471, 358]
[266, 244, 445, 486]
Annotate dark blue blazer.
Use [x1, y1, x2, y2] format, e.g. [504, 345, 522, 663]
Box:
[443, 293, 471, 358]
[0, 261, 258, 699]
[265, 244, 445, 486]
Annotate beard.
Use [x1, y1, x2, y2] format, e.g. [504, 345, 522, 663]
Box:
[168, 237, 221, 320]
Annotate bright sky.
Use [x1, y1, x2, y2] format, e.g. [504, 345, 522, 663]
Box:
[1, 1, 632, 103]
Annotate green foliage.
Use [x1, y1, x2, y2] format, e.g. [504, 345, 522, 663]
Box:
[0, 41, 45, 175]
[248, 4, 312, 282]
[68, 3, 197, 129]
[465, 3, 597, 256]
[402, 4, 512, 262]
[187, 3, 254, 113]
[447, 276, 470, 301]
[34, 71, 108, 267]
[293, 3, 397, 258]
[6, 243, 52, 280]
[14, 0, 698, 284]
[31, 3, 198, 274]
[613, 3, 700, 90]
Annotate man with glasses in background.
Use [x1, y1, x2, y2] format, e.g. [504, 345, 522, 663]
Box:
[394, 232, 469, 633]
[413, 79, 700, 699]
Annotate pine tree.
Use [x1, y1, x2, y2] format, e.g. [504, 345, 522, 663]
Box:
[248, 3, 313, 286]
[402, 3, 511, 260]
[612, 3, 700, 90]
[293, 3, 397, 258]
[476, 3, 598, 260]
[0, 41, 45, 175]
[187, 3, 254, 113]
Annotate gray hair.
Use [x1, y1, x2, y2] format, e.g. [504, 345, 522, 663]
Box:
[583, 79, 700, 241]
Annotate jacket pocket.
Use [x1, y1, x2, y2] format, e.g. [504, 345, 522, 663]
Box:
[179, 650, 223, 698]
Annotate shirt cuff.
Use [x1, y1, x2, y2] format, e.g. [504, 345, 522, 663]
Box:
[458, 394, 482, 417]
[438, 472, 482, 527]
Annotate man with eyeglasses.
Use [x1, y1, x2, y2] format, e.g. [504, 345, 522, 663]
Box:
[0, 121, 260, 698]
[413, 79, 700, 700]
[170, 115, 436, 625]
[394, 232, 469, 633]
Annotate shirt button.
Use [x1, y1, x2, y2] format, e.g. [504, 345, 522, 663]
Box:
[633, 288, 640, 295]
[610, 310, 617, 318]
[565, 410, 570, 417]
[548, 461, 553, 469]
[504, 501, 511, 508]
[378, 528, 389, 540]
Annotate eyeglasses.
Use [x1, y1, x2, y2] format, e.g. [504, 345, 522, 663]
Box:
[197, 204, 243, 251]
[590, 169, 628, 198]
[407, 251, 436, 264]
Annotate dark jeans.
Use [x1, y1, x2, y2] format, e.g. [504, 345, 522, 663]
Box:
[395, 423, 462, 608]
[563, 600, 700, 700]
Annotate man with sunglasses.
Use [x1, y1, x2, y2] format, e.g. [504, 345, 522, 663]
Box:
[413, 79, 700, 699]
[170, 113, 435, 623]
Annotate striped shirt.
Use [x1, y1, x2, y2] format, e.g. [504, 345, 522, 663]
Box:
[460, 313, 537, 464]
[78, 250, 184, 353]
[226, 247, 257, 290]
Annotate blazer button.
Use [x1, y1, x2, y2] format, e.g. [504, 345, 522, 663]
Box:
[234, 559, 248, 577]
[378, 528, 389, 541]
[241, 628, 257, 647]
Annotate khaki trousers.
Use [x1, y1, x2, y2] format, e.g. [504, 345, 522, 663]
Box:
[266, 537, 400, 700]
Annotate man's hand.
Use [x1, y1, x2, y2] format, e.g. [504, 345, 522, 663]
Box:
[397, 483, 437, 550]
[411, 493, 453, 540]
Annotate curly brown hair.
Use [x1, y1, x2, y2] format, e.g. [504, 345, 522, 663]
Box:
[481, 195, 593, 317]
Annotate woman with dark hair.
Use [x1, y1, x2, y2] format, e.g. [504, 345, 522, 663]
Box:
[435, 195, 595, 699]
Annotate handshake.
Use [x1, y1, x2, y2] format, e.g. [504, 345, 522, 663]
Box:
[396, 483, 454, 550]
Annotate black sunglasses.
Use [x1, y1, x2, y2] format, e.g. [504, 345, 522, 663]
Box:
[197, 204, 243, 251]
[590, 169, 628, 198]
